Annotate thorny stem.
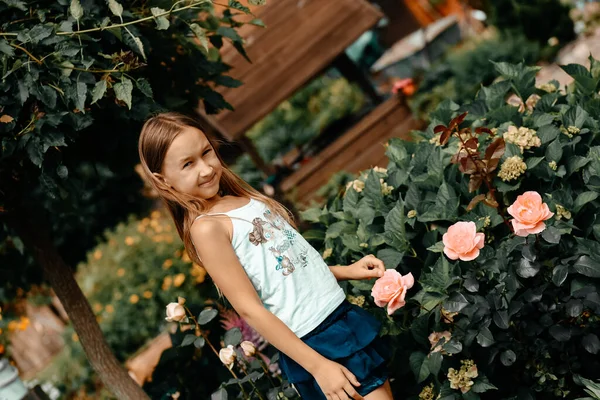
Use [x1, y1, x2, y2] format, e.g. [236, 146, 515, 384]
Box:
[238, 361, 266, 400]
[10, 43, 42, 64]
[256, 351, 280, 386]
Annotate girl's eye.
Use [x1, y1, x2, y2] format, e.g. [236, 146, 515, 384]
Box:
[203, 149, 212, 156]
[183, 161, 192, 169]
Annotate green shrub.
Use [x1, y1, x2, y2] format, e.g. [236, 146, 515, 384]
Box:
[39, 209, 217, 397]
[410, 31, 540, 121]
[300, 58, 600, 399]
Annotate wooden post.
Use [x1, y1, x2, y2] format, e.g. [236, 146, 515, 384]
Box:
[237, 136, 274, 177]
[332, 52, 383, 105]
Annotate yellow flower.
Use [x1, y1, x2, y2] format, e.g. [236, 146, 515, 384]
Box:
[117, 268, 126, 277]
[479, 216, 491, 228]
[93, 250, 103, 260]
[191, 264, 207, 284]
[419, 383, 435, 400]
[322, 248, 333, 260]
[181, 252, 192, 264]
[538, 82, 557, 93]
[72, 333, 79, 342]
[125, 236, 135, 246]
[151, 210, 161, 220]
[347, 295, 365, 307]
[373, 166, 388, 174]
[548, 161, 558, 171]
[503, 125, 541, 152]
[129, 294, 140, 304]
[143, 290, 153, 299]
[408, 210, 417, 218]
[346, 179, 365, 193]
[105, 305, 115, 313]
[0, 344, 4, 355]
[173, 273, 186, 288]
[93, 303, 103, 313]
[162, 276, 173, 291]
[498, 156, 527, 181]
[448, 360, 478, 394]
[380, 178, 394, 196]
[19, 317, 30, 331]
[137, 224, 146, 233]
[8, 321, 18, 332]
[555, 204, 571, 220]
[163, 259, 173, 270]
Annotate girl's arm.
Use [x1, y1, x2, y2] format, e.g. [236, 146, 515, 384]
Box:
[191, 219, 364, 400]
[329, 255, 385, 281]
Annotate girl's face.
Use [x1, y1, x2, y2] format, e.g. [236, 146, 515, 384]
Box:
[157, 126, 222, 200]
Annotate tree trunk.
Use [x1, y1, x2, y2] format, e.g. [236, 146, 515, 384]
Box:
[4, 211, 150, 400]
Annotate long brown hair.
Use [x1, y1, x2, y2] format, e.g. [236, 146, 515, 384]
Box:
[138, 112, 294, 266]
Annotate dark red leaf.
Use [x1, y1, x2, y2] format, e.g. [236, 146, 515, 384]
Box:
[450, 112, 468, 129]
[465, 138, 479, 150]
[486, 158, 501, 173]
[468, 175, 483, 192]
[467, 194, 486, 211]
[440, 129, 452, 146]
[460, 156, 478, 174]
[485, 138, 506, 161]
[434, 125, 447, 133]
[476, 127, 492, 135]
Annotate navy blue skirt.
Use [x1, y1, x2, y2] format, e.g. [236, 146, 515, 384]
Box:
[279, 300, 390, 399]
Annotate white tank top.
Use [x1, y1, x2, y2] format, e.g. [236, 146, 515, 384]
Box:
[194, 198, 345, 337]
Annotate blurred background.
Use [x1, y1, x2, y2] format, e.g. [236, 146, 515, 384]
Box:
[1, 0, 599, 399]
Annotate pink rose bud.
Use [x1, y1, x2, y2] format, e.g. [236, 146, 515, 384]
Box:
[442, 221, 485, 261]
[219, 345, 236, 368]
[165, 302, 186, 322]
[507, 191, 554, 237]
[428, 331, 452, 353]
[371, 270, 414, 315]
[240, 341, 257, 357]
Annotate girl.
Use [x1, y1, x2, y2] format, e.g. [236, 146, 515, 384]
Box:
[138, 112, 394, 400]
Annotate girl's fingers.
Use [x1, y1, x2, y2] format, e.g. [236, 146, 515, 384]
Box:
[342, 366, 361, 387]
[344, 384, 364, 400]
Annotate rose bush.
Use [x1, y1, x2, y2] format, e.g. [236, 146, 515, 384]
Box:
[300, 57, 600, 399]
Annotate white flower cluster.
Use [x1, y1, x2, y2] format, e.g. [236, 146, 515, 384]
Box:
[498, 156, 527, 181]
[503, 125, 541, 153]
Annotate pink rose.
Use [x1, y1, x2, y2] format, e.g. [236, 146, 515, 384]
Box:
[507, 191, 554, 237]
[371, 270, 414, 315]
[442, 221, 485, 261]
[219, 345, 236, 368]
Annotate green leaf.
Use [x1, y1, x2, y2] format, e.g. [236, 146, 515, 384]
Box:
[574, 255, 600, 278]
[569, 156, 591, 174]
[215, 75, 243, 88]
[574, 191, 598, 213]
[249, 18, 265, 27]
[343, 187, 359, 218]
[91, 80, 107, 104]
[476, 327, 495, 347]
[1, 0, 27, 11]
[181, 334, 197, 347]
[37, 85, 57, 109]
[70, 0, 83, 20]
[224, 327, 242, 346]
[428, 351, 442, 375]
[136, 78, 153, 98]
[516, 258, 540, 278]
[211, 388, 228, 400]
[228, 0, 251, 13]
[376, 248, 404, 270]
[541, 226, 561, 244]
[56, 165, 68, 179]
[0, 39, 14, 56]
[409, 352, 430, 383]
[500, 349, 517, 366]
[427, 241, 444, 253]
[545, 139, 563, 162]
[552, 265, 568, 286]
[249, 0, 267, 5]
[114, 77, 133, 109]
[108, 0, 123, 17]
[130, 34, 146, 60]
[151, 7, 169, 30]
[217, 26, 242, 42]
[198, 309, 218, 325]
[582, 334, 600, 355]
[564, 106, 589, 129]
[549, 325, 571, 342]
[194, 337, 206, 349]
[561, 64, 598, 94]
[444, 293, 469, 313]
[299, 207, 321, 223]
[472, 377, 498, 393]
[75, 81, 87, 112]
[525, 156, 544, 170]
[384, 199, 407, 251]
[493, 310, 509, 330]
[190, 23, 210, 53]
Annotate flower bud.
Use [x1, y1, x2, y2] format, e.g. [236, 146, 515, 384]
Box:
[165, 302, 186, 322]
[219, 345, 237, 368]
[240, 341, 257, 357]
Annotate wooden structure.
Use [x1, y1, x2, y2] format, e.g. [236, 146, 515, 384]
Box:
[202, 0, 383, 142]
[280, 96, 423, 204]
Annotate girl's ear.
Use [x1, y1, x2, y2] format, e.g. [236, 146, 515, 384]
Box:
[153, 172, 169, 187]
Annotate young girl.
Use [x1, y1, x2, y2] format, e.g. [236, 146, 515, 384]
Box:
[138, 112, 394, 400]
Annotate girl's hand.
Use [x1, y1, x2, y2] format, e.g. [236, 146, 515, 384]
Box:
[312, 360, 364, 400]
[346, 254, 385, 281]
